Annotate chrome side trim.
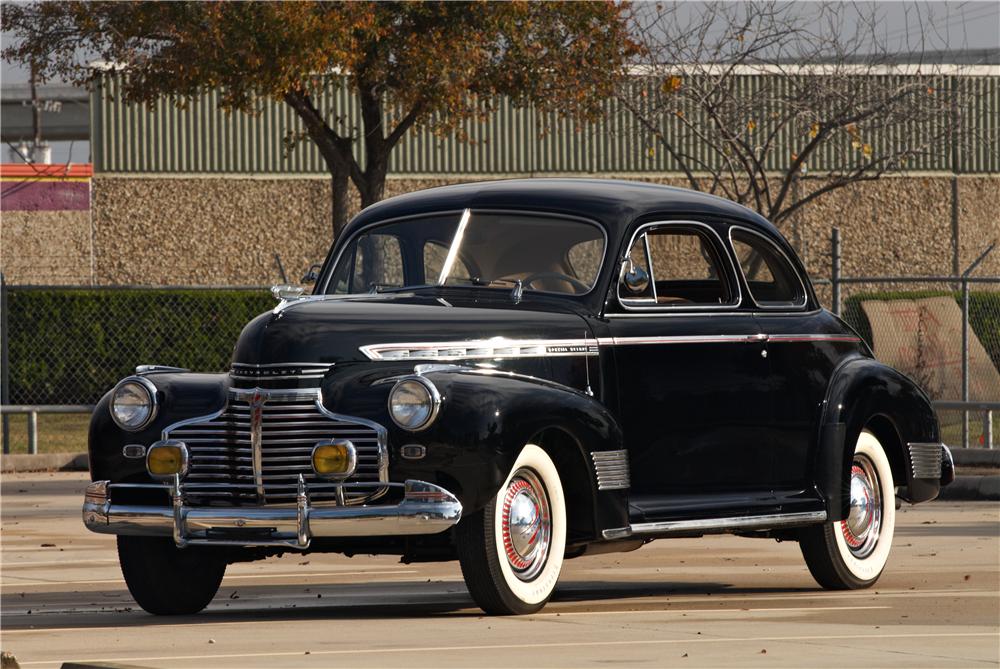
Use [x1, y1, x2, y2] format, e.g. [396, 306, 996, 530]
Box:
[360, 337, 599, 361]
[362, 334, 860, 359]
[83, 479, 462, 549]
[908, 442, 945, 479]
[596, 334, 860, 347]
[602, 510, 827, 540]
[616, 220, 742, 312]
[591, 450, 630, 490]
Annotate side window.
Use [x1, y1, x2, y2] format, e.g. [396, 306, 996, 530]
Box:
[731, 229, 805, 307]
[621, 227, 733, 306]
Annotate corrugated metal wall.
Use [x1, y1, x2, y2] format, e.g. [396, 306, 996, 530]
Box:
[91, 74, 999, 175]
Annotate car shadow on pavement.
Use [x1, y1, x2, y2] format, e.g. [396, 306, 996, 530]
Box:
[2, 579, 828, 631]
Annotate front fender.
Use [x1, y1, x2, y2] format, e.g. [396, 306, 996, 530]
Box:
[88, 372, 230, 484]
[816, 357, 940, 520]
[329, 366, 627, 537]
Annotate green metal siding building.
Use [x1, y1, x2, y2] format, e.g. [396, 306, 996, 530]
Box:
[91, 73, 999, 175]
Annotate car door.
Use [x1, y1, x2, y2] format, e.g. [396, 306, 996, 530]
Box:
[605, 220, 771, 516]
[729, 225, 851, 492]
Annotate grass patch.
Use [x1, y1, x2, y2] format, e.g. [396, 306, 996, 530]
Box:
[2, 412, 91, 454]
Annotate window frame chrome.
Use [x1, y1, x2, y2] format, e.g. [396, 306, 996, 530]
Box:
[728, 225, 809, 312]
[615, 220, 743, 313]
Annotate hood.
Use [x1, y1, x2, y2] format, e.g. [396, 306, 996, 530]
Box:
[232, 293, 595, 366]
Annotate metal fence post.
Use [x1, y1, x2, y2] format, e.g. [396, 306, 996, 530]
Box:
[961, 277, 969, 449]
[831, 228, 841, 316]
[27, 410, 37, 455]
[984, 410, 994, 449]
[1, 273, 8, 454]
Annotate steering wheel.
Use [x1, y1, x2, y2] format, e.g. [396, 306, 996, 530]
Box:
[521, 271, 591, 293]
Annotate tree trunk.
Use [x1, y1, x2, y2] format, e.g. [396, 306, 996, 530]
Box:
[330, 168, 350, 240]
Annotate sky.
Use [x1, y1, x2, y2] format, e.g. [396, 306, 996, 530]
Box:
[1, 0, 998, 163]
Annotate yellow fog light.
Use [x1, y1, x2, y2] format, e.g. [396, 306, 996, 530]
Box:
[312, 439, 357, 479]
[146, 440, 189, 479]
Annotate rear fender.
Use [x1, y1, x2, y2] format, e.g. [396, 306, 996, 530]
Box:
[816, 358, 939, 520]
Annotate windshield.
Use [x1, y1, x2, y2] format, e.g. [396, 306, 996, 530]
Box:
[324, 210, 606, 296]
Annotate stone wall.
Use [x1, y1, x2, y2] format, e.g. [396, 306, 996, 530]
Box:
[2, 173, 997, 288]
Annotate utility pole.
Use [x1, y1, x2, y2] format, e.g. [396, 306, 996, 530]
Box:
[27, 60, 51, 164]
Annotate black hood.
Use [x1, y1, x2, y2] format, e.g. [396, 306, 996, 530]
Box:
[231, 293, 595, 366]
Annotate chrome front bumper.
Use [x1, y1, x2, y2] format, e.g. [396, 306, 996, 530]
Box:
[83, 477, 463, 550]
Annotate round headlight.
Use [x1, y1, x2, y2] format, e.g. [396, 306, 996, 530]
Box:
[388, 377, 441, 431]
[110, 377, 158, 431]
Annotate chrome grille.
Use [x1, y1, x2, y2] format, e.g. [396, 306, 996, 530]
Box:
[166, 388, 387, 506]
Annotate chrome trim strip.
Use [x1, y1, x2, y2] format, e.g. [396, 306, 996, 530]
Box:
[728, 225, 810, 311]
[362, 334, 861, 358]
[908, 442, 945, 479]
[616, 220, 742, 312]
[591, 450, 630, 490]
[249, 390, 266, 501]
[83, 479, 463, 549]
[602, 510, 827, 540]
[360, 337, 599, 361]
[135, 365, 189, 375]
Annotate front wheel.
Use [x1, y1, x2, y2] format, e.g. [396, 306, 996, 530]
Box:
[456, 444, 567, 615]
[799, 430, 896, 589]
[118, 536, 227, 615]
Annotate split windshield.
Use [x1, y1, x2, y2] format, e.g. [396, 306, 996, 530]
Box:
[324, 210, 605, 297]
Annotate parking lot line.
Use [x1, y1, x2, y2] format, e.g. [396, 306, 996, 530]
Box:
[15, 632, 998, 666]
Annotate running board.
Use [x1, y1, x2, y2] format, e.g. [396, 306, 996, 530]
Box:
[602, 510, 827, 541]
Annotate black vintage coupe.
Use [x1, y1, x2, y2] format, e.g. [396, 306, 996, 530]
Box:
[84, 179, 953, 615]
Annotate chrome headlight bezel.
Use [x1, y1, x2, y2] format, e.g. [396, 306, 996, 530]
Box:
[387, 376, 441, 432]
[109, 376, 158, 431]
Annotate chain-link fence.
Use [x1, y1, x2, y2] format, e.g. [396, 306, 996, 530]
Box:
[1, 283, 273, 406]
[818, 229, 999, 449]
[2, 229, 998, 452]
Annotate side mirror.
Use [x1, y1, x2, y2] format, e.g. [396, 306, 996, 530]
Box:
[621, 259, 649, 294]
[301, 263, 322, 284]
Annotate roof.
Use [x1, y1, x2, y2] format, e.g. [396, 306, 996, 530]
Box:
[347, 178, 779, 240]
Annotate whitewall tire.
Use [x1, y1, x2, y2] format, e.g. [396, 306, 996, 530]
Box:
[456, 444, 567, 614]
[800, 430, 896, 589]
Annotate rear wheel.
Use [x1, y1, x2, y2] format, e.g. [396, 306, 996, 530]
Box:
[799, 430, 896, 589]
[456, 444, 566, 615]
[118, 536, 226, 615]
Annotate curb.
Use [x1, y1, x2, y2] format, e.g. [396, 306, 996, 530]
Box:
[938, 475, 1000, 501]
[1, 452, 88, 473]
[950, 448, 1000, 468]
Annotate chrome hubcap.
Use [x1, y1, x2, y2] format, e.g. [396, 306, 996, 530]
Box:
[500, 469, 551, 581]
[840, 455, 882, 558]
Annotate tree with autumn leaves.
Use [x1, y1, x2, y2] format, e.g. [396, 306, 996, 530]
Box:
[2, 1, 637, 236]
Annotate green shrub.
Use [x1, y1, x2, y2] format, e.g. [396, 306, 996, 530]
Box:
[842, 290, 1000, 372]
[5, 288, 273, 405]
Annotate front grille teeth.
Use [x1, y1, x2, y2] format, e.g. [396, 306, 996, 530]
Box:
[166, 389, 387, 506]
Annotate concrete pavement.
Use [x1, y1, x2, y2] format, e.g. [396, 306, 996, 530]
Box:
[1, 472, 997, 668]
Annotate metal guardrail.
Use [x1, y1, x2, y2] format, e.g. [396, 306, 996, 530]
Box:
[0, 405, 94, 455]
